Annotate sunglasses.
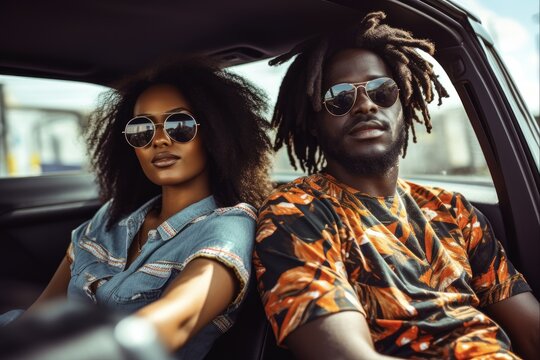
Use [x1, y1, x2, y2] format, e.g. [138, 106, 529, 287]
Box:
[322, 77, 399, 116]
[123, 111, 200, 148]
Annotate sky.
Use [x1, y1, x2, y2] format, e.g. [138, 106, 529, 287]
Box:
[453, 0, 540, 115]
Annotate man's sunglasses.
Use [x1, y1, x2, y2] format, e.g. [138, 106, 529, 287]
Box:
[123, 111, 200, 148]
[322, 77, 399, 116]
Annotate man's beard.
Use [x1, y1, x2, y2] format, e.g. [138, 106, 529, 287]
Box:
[320, 124, 407, 177]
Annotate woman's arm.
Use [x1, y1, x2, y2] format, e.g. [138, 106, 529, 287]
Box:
[25, 256, 71, 314]
[135, 257, 236, 351]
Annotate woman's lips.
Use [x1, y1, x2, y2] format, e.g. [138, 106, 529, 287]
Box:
[152, 153, 180, 168]
[152, 158, 179, 168]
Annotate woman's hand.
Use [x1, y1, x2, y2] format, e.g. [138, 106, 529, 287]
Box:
[135, 257, 237, 351]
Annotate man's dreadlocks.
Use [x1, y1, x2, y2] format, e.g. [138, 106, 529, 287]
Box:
[270, 11, 449, 174]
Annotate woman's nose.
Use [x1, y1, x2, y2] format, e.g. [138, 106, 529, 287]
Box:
[152, 124, 172, 147]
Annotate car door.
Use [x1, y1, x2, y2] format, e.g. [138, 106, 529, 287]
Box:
[0, 77, 105, 312]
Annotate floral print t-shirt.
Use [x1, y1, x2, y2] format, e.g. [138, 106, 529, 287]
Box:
[254, 173, 530, 359]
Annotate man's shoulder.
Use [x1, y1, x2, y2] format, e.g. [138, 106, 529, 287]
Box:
[269, 173, 326, 195]
[399, 178, 462, 205]
[260, 173, 333, 210]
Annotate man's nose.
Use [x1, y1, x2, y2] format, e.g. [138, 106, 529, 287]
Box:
[352, 87, 378, 114]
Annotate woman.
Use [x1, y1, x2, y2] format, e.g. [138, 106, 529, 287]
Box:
[3, 60, 272, 358]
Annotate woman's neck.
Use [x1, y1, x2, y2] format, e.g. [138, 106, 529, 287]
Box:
[156, 169, 212, 222]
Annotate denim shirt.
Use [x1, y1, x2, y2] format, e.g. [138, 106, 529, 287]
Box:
[67, 195, 256, 360]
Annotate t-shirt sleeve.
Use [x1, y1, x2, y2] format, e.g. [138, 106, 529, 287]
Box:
[455, 194, 531, 307]
[185, 204, 256, 311]
[254, 186, 364, 346]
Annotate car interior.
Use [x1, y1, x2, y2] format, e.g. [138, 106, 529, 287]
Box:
[0, 0, 538, 359]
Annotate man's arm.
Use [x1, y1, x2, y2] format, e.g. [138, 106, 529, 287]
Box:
[484, 292, 539, 360]
[455, 197, 537, 358]
[285, 311, 403, 360]
[255, 185, 405, 359]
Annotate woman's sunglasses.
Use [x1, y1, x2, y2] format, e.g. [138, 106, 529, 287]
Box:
[123, 111, 200, 148]
[322, 77, 399, 116]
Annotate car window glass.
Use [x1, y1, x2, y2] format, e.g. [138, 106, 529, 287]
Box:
[481, 41, 540, 170]
[229, 59, 305, 183]
[0, 76, 109, 177]
[1, 55, 501, 187]
[230, 54, 494, 186]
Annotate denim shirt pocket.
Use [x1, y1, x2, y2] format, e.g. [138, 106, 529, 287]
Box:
[69, 236, 123, 303]
[112, 260, 184, 304]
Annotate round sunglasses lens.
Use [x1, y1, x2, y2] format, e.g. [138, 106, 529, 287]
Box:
[165, 113, 198, 143]
[124, 117, 154, 147]
[324, 83, 356, 115]
[366, 77, 399, 107]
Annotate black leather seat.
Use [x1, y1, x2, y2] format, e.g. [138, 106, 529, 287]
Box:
[204, 280, 268, 360]
[204, 279, 295, 360]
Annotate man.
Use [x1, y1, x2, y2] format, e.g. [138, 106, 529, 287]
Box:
[254, 12, 539, 359]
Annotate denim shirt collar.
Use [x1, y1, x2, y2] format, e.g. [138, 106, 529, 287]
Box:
[119, 195, 218, 241]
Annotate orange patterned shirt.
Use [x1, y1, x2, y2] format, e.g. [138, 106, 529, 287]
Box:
[254, 173, 530, 359]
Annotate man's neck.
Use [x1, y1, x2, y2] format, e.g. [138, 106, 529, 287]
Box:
[324, 161, 400, 197]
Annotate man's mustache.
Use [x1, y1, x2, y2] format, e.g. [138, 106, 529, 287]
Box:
[343, 115, 390, 134]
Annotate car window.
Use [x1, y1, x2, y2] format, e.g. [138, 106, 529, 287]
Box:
[0, 76, 109, 177]
[481, 40, 540, 170]
[229, 54, 494, 186]
[0, 55, 507, 189]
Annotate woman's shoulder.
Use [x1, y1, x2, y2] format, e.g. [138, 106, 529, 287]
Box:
[212, 202, 257, 221]
[85, 196, 160, 234]
[179, 202, 257, 265]
[189, 202, 257, 242]
[71, 200, 114, 237]
[89, 200, 115, 227]
[71, 197, 142, 243]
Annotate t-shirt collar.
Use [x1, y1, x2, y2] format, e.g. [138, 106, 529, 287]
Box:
[318, 172, 403, 200]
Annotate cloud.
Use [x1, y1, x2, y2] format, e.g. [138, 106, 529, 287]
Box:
[454, 0, 539, 114]
[487, 18, 530, 52]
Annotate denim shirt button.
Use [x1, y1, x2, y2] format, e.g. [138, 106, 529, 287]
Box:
[147, 229, 158, 241]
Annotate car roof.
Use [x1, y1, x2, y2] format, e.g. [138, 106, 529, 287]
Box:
[1, 0, 473, 86]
